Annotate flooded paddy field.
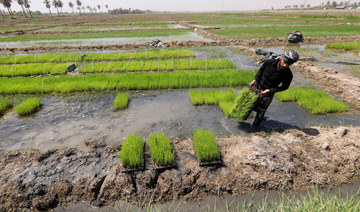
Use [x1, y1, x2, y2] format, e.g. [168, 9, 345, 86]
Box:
[1, 11, 360, 211]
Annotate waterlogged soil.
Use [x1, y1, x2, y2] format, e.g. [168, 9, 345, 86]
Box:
[0, 32, 212, 49]
[2, 126, 360, 211]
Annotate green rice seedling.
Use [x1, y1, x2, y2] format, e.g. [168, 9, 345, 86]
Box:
[0, 50, 196, 64]
[148, 132, 175, 167]
[119, 134, 144, 169]
[193, 129, 220, 163]
[202, 90, 219, 105]
[219, 101, 236, 117]
[276, 87, 349, 114]
[189, 90, 204, 105]
[14, 97, 41, 116]
[0, 99, 13, 114]
[0, 63, 71, 77]
[230, 87, 260, 121]
[79, 59, 234, 73]
[114, 92, 129, 110]
[0, 69, 255, 95]
[326, 42, 360, 52]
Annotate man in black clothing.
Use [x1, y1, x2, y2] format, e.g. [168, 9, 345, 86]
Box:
[249, 50, 300, 126]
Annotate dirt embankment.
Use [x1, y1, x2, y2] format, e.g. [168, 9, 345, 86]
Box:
[234, 45, 360, 109]
[1, 126, 360, 211]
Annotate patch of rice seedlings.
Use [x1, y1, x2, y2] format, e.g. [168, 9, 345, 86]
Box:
[276, 87, 349, 114]
[79, 59, 234, 73]
[0, 70, 256, 95]
[14, 97, 41, 116]
[193, 129, 220, 163]
[0, 63, 71, 77]
[0, 99, 13, 114]
[326, 42, 360, 52]
[230, 87, 260, 121]
[114, 92, 129, 110]
[0, 50, 196, 64]
[118, 134, 144, 170]
[189, 89, 238, 116]
[148, 132, 175, 167]
[189, 90, 204, 105]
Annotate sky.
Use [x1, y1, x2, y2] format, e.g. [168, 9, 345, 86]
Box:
[5, 0, 357, 13]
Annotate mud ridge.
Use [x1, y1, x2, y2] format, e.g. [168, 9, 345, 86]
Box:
[1, 126, 360, 211]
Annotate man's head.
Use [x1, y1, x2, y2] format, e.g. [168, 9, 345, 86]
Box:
[280, 50, 299, 68]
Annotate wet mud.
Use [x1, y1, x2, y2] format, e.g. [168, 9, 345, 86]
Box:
[1, 126, 360, 211]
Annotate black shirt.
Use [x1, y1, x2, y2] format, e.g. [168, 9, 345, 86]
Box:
[254, 59, 293, 95]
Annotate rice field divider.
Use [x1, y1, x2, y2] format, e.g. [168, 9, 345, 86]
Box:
[118, 134, 145, 172]
[148, 132, 176, 170]
[192, 129, 221, 166]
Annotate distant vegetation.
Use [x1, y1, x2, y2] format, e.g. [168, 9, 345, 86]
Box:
[108, 8, 150, 14]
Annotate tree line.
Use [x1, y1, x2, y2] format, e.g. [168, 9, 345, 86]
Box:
[0, 0, 149, 18]
[284, 1, 360, 9]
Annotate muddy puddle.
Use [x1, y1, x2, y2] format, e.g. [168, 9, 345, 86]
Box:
[1, 88, 359, 153]
[0, 32, 213, 48]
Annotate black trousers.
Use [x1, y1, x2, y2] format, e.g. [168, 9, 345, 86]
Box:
[252, 94, 274, 126]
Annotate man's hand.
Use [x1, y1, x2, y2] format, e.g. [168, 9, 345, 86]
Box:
[261, 89, 270, 96]
[249, 80, 257, 87]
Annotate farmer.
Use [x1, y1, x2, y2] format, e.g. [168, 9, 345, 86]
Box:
[249, 50, 299, 126]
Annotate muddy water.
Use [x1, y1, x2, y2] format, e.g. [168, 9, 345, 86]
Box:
[55, 181, 360, 211]
[1, 32, 213, 48]
[1, 89, 360, 153]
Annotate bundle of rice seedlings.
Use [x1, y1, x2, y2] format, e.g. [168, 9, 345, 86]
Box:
[0, 99, 13, 114]
[193, 129, 220, 163]
[114, 92, 129, 110]
[230, 87, 260, 121]
[14, 97, 41, 116]
[148, 132, 175, 167]
[119, 134, 144, 169]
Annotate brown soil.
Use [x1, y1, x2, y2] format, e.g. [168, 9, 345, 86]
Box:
[1, 126, 359, 211]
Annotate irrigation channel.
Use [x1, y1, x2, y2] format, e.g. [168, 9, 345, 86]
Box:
[1, 45, 360, 210]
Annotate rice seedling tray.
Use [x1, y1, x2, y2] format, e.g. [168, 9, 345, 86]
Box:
[153, 159, 176, 170]
[121, 143, 145, 173]
[198, 157, 222, 167]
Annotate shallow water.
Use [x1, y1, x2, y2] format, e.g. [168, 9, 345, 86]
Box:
[1, 89, 359, 153]
[0, 32, 213, 48]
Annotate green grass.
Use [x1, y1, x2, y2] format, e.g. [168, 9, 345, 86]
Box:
[114, 92, 129, 110]
[275, 87, 349, 114]
[230, 87, 259, 121]
[209, 25, 360, 39]
[0, 30, 190, 42]
[119, 134, 144, 169]
[148, 132, 175, 166]
[38, 24, 178, 32]
[80, 59, 234, 73]
[326, 42, 360, 52]
[0, 50, 196, 64]
[0, 99, 13, 114]
[0, 69, 256, 95]
[0, 63, 72, 77]
[14, 97, 41, 116]
[193, 129, 220, 163]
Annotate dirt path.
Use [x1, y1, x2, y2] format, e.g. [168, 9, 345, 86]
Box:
[1, 126, 360, 211]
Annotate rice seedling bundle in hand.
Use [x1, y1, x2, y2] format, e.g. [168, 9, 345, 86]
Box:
[230, 87, 260, 121]
[119, 134, 144, 169]
[148, 132, 175, 167]
[0, 99, 13, 114]
[14, 97, 41, 116]
[114, 92, 129, 110]
[193, 129, 220, 163]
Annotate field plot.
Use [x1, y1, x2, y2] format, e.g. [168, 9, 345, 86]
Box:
[1, 10, 360, 212]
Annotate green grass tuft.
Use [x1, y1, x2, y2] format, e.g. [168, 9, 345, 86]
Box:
[326, 42, 360, 52]
[0, 99, 13, 114]
[148, 132, 175, 166]
[114, 92, 129, 110]
[193, 129, 220, 163]
[275, 87, 349, 114]
[230, 87, 259, 121]
[119, 134, 144, 169]
[14, 97, 41, 116]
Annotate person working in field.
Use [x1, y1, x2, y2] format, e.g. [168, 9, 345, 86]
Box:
[249, 50, 299, 126]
